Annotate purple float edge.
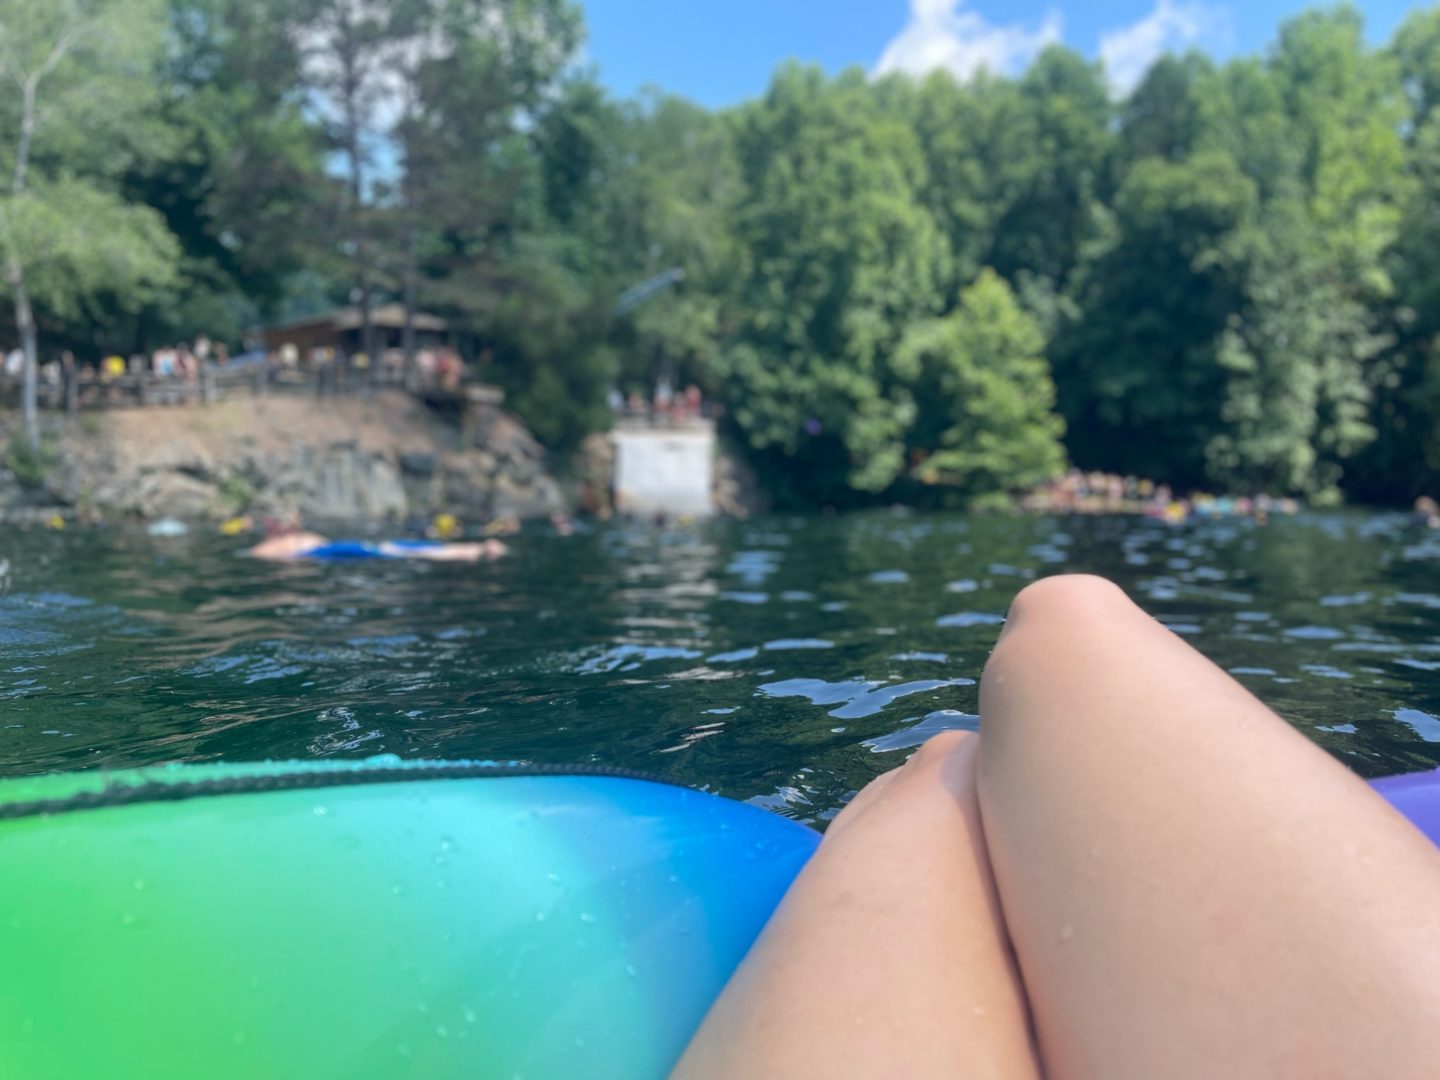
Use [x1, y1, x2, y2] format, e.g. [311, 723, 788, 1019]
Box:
[1372, 767, 1440, 846]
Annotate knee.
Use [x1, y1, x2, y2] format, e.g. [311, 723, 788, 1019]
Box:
[1002, 574, 1131, 636]
[825, 731, 975, 840]
[983, 575, 1133, 694]
[980, 577, 1143, 751]
[906, 729, 973, 774]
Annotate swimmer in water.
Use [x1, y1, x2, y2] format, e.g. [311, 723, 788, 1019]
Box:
[248, 530, 506, 561]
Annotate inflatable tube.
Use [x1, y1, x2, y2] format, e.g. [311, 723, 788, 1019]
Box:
[305, 539, 447, 560]
[305, 539, 387, 559]
[1372, 766, 1440, 844]
[1, 759, 1437, 1079]
[0, 759, 818, 1080]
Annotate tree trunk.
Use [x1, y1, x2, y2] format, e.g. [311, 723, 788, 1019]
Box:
[401, 157, 418, 390]
[11, 78, 40, 448]
[63, 351, 77, 415]
[10, 263, 37, 449]
[358, 264, 375, 374]
[338, 30, 376, 384]
[350, 178, 376, 382]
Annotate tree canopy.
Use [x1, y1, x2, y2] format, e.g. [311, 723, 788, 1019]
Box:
[2, 0, 1438, 506]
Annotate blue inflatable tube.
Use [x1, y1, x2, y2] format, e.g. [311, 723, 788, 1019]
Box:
[0, 759, 1436, 1078]
[0, 760, 818, 1079]
[1373, 766, 1440, 844]
[305, 539, 447, 560]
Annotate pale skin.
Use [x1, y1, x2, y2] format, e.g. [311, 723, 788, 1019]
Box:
[674, 575, 1440, 1080]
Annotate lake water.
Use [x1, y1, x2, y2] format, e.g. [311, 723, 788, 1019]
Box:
[2, 511, 1438, 824]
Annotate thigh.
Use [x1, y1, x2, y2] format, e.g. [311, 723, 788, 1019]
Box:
[977, 575, 1440, 1080]
[673, 732, 1040, 1079]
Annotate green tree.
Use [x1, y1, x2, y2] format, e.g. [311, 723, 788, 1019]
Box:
[406, 0, 583, 303]
[717, 65, 949, 504]
[1350, 7, 1440, 502]
[1243, 6, 1403, 494]
[1057, 8, 1404, 496]
[1269, 6, 1406, 293]
[1057, 151, 1254, 486]
[879, 48, 1113, 311]
[297, 0, 401, 364]
[122, 0, 330, 348]
[878, 71, 1009, 295]
[0, 0, 179, 446]
[602, 91, 742, 397]
[1120, 53, 1213, 165]
[893, 269, 1066, 500]
[1207, 208, 1385, 493]
[989, 47, 1113, 293]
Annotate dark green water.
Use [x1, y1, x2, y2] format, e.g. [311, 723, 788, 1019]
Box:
[2, 511, 1438, 823]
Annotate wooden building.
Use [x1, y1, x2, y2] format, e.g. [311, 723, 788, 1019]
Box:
[262, 304, 448, 356]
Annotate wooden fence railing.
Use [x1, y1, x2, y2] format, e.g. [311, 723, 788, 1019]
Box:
[0, 362, 501, 413]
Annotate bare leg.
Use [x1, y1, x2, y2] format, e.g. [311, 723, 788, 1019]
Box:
[673, 732, 1040, 1079]
[978, 575, 1440, 1080]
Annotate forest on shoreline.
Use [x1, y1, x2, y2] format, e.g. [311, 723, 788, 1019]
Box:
[3, 0, 1440, 508]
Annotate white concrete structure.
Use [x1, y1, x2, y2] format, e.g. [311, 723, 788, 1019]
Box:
[611, 421, 715, 517]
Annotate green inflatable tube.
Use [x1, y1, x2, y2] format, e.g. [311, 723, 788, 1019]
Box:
[0, 757, 820, 1079]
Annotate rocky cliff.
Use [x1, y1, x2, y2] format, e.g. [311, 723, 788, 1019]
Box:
[0, 391, 566, 524]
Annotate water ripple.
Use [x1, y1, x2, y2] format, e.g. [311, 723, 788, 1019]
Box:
[0, 511, 1436, 822]
[760, 677, 975, 720]
[936, 611, 1006, 629]
[865, 710, 980, 752]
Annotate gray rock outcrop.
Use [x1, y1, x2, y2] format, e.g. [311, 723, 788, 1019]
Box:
[1, 391, 566, 525]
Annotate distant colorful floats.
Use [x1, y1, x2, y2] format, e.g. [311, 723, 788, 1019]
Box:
[1022, 471, 1302, 524]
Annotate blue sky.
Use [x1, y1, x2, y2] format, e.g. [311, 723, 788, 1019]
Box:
[579, 0, 1421, 104]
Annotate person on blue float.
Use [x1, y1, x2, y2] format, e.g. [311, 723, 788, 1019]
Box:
[247, 522, 505, 561]
[676, 574, 1440, 1079]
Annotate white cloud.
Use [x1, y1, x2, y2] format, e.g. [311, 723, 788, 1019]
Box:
[875, 0, 1062, 83]
[1099, 0, 1222, 97]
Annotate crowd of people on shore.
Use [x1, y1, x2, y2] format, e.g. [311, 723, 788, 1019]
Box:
[269, 343, 466, 392]
[1, 335, 471, 404]
[3, 334, 230, 384]
[1022, 470, 1440, 527]
[137, 334, 228, 378]
[1021, 470, 1303, 524]
[2, 335, 234, 408]
[608, 379, 708, 425]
